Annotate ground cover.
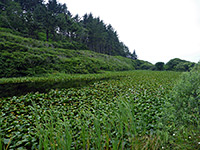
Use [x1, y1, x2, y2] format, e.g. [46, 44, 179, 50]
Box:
[0, 71, 141, 84]
[0, 71, 186, 149]
[0, 28, 154, 78]
[0, 71, 141, 98]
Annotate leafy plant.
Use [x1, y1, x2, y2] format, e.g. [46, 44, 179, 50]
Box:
[0, 71, 181, 149]
[159, 62, 200, 149]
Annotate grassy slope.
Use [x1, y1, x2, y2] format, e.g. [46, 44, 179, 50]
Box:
[0, 28, 153, 77]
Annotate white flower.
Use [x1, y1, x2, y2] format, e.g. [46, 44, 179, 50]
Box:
[198, 142, 200, 145]
[173, 133, 175, 136]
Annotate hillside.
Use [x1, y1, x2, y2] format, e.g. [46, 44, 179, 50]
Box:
[0, 0, 136, 58]
[0, 0, 196, 78]
[0, 28, 153, 77]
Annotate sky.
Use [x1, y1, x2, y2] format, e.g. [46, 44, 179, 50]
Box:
[58, 0, 200, 64]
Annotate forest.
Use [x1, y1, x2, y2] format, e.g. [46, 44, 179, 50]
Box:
[0, 0, 136, 57]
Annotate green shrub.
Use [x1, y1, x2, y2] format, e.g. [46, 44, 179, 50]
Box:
[0, 42, 28, 52]
[160, 62, 200, 128]
[155, 62, 165, 71]
[175, 62, 195, 72]
[0, 29, 147, 77]
[165, 58, 195, 71]
[172, 63, 200, 125]
[159, 62, 200, 149]
[133, 59, 154, 70]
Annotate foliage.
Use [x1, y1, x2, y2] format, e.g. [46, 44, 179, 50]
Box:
[155, 62, 165, 71]
[170, 62, 200, 125]
[0, 0, 25, 33]
[0, 28, 86, 50]
[158, 62, 200, 149]
[0, 71, 181, 149]
[0, 0, 132, 57]
[81, 14, 131, 57]
[134, 59, 154, 70]
[0, 49, 137, 78]
[175, 62, 195, 72]
[165, 58, 195, 71]
[0, 28, 141, 77]
[0, 28, 155, 78]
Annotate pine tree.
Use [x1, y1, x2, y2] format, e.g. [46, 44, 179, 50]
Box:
[0, 0, 24, 32]
[33, 0, 68, 41]
[14, 0, 44, 12]
[132, 50, 138, 60]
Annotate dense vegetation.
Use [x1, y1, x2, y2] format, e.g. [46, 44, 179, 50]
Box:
[165, 58, 195, 71]
[0, 26, 194, 78]
[0, 0, 136, 58]
[0, 0, 199, 149]
[0, 71, 181, 149]
[1, 64, 199, 149]
[0, 0, 196, 78]
[0, 27, 154, 77]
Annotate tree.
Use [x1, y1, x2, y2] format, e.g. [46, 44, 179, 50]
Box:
[132, 50, 138, 60]
[14, 0, 44, 12]
[0, 0, 25, 32]
[155, 62, 165, 71]
[33, 4, 50, 41]
[0, 0, 8, 11]
[81, 13, 131, 56]
[0, 0, 132, 58]
[175, 62, 195, 72]
[33, 0, 68, 41]
[165, 58, 184, 71]
[165, 58, 194, 71]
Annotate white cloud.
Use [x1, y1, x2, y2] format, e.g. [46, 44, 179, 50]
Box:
[59, 0, 200, 63]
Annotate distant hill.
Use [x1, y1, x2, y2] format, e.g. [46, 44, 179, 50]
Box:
[165, 58, 195, 72]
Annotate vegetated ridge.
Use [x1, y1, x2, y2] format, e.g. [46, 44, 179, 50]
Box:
[0, 0, 196, 78]
[0, 28, 153, 77]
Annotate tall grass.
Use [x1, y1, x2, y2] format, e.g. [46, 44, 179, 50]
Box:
[0, 71, 138, 84]
[158, 62, 200, 149]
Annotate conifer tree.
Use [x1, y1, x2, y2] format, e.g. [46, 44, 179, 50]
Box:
[14, 0, 44, 11]
[132, 50, 138, 60]
[0, 0, 24, 31]
[0, 0, 133, 57]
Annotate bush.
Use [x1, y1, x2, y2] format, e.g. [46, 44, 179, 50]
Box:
[175, 62, 195, 72]
[165, 58, 195, 71]
[0, 29, 138, 77]
[163, 62, 200, 126]
[158, 62, 200, 149]
[155, 62, 165, 71]
[133, 60, 154, 70]
[0, 42, 28, 52]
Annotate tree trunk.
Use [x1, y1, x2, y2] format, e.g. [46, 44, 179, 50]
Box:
[46, 29, 49, 41]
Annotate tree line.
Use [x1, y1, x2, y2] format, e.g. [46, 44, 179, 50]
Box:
[0, 0, 137, 58]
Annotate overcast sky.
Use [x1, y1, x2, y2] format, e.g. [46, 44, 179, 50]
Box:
[58, 0, 200, 64]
